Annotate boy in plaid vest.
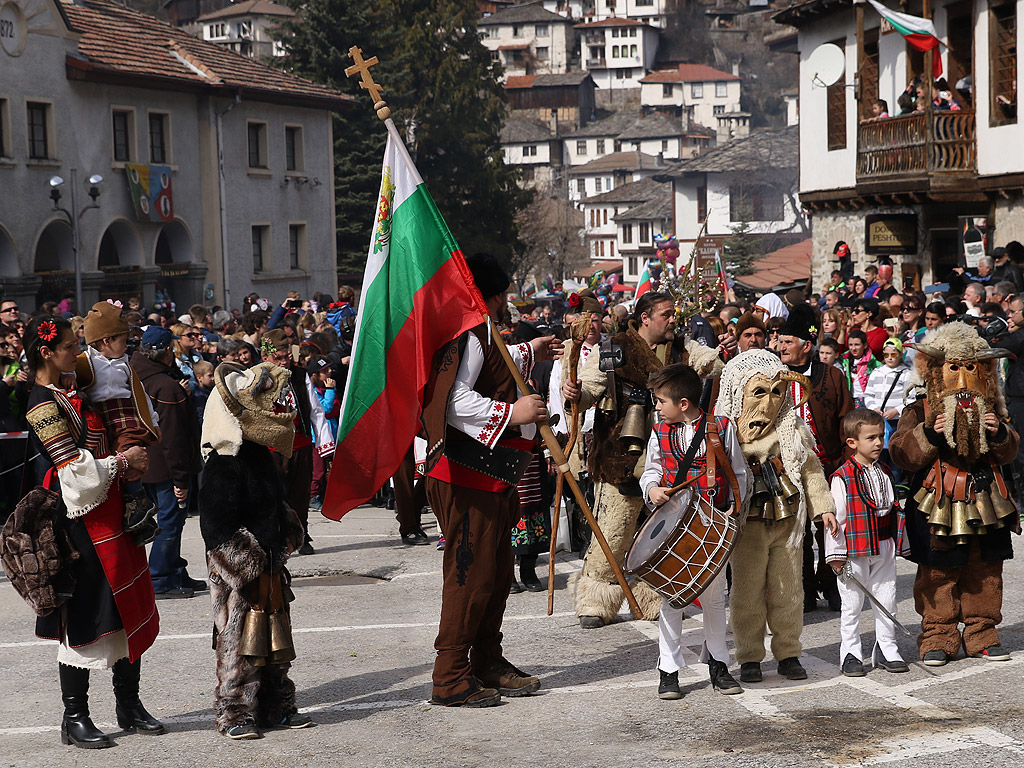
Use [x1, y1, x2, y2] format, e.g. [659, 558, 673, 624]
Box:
[641, 364, 749, 700]
[826, 408, 908, 677]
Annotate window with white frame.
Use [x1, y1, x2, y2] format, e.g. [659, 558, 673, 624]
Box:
[716, 82, 728, 97]
[662, 83, 674, 98]
[536, 46, 549, 60]
[713, 104, 725, 115]
[523, 144, 538, 157]
[639, 222, 650, 242]
[576, 140, 587, 155]
[628, 256, 638, 275]
[691, 83, 703, 98]
[622, 224, 633, 243]
[595, 177, 603, 193]
[535, 24, 549, 36]
[596, 138, 605, 153]
[577, 178, 585, 194]
[512, 24, 522, 36]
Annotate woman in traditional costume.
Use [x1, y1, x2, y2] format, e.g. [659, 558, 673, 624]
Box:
[23, 316, 162, 749]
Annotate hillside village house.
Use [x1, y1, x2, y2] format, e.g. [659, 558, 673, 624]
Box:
[197, 0, 295, 60]
[479, 2, 576, 80]
[500, 116, 564, 189]
[657, 126, 805, 249]
[541, 0, 670, 28]
[568, 150, 665, 203]
[774, 0, 1024, 289]
[576, 17, 660, 92]
[639, 63, 750, 143]
[0, 0, 348, 311]
[504, 72, 598, 132]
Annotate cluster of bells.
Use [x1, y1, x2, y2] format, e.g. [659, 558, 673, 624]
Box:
[749, 458, 801, 521]
[238, 581, 296, 667]
[914, 487, 1019, 544]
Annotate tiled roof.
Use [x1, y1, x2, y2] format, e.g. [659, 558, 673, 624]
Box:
[479, 1, 570, 25]
[500, 116, 554, 143]
[574, 17, 651, 28]
[772, 0, 852, 26]
[734, 238, 811, 292]
[563, 109, 641, 138]
[571, 150, 664, 174]
[504, 72, 594, 89]
[586, 177, 665, 204]
[639, 64, 740, 84]
[63, 0, 349, 109]
[616, 183, 672, 221]
[617, 111, 686, 140]
[659, 125, 797, 176]
[196, 0, 295, 22]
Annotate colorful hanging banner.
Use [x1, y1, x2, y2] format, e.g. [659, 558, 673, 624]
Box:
[125, 164, 174, 223]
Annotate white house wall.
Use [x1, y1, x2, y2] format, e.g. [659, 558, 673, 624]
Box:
[975, 0, 1024, 177]
[798, 9, 857, 193]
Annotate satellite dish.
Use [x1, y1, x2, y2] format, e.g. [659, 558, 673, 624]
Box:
[808, 43, 846, 88]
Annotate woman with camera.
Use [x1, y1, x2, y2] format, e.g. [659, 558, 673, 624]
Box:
[21, 316, 162, 749]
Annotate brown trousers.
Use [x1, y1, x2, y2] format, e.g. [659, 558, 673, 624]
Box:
[394, 446, 427, 536]
[914, 543, 1004, 658]
[426, 477, 515, 702]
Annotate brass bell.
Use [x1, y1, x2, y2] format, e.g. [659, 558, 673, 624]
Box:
[930, 493, 952, 531]
[776, 471, 801, 505]
[991, 489, 1018, 521]
[269, 610, 293, 654]
[771, 494, 795, 521]
[949, 501, 973, 539]
[964, 501, 984, 528]
[917, 489, 936, 519]
[750, 475, 772, 510]
[619, 403, 647, 456]
[977, 491, 998, 527]
[913, 486, 930, 505]
[239, 606, 269, 660]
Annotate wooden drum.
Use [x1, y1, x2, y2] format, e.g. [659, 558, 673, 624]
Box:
[625, 489, 737, 610]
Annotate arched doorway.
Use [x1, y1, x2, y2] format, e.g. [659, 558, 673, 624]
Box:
[97, 220, 143, 303]
[155, 220, 196, 310]
[33, 219, 74, 306]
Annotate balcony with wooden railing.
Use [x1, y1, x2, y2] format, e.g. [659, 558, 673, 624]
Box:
[856, 109, 977, 186]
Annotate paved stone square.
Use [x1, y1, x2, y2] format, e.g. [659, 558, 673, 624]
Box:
[2, 505, 1024, 767]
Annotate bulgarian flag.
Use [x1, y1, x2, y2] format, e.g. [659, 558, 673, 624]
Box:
[322, 121, 488, 520]
[634, 260, 652, 300]
[867, 0, 945, 77]
[714, 248, 728, 300]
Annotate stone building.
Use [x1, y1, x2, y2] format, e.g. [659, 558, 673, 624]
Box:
[0, 0, 348, 312]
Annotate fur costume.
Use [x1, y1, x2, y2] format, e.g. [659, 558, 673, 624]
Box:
[890, 322, 1019, 659]
[715, 350, 836, 664]
[199, 363, 305, 734]
[569, 323, 721, 622]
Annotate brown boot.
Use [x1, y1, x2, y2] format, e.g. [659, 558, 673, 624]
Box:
[430, 680, 501, 708]
[478, 661, 541, 697]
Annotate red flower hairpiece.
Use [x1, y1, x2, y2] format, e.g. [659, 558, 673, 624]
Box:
[38, 320, 58, 342]
[567, 293, 581, 309]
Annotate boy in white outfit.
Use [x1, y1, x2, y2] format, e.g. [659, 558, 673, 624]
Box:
[826, 408, 908, 677]
[640, 363, 749, 699]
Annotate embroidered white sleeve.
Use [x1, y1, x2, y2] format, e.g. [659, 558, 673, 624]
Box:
[825, 475, 849, 561]
[509, 342, 534, 381]
[58, 452, 118, 519]
[448, 333, 513, 449]
[640, 430, 663, 508]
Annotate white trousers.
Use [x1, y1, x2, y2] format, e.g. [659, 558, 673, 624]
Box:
[657, 569, 729, 672]
[836, 539, 902, 664]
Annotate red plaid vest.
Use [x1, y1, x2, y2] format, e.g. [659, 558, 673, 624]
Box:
[831, 458, 906, 558]
[655, 414, 732, 509]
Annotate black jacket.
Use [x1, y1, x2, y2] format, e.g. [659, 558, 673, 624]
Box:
[132, 351, 202, 487]
[992, 327, 1024, 399]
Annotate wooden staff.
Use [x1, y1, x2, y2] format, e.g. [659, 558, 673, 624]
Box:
[346, 46, 641, 618]
[547, 314, 591, 615]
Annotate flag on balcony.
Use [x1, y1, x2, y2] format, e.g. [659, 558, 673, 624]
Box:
[322, 120, 488, 520]
[867, 0, 946, 78]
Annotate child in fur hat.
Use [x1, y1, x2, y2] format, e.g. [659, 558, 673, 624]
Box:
[77, 300, 161, 544]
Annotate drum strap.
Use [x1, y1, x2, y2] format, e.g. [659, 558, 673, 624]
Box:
[706, 422, 742, 511]
[671, 415, 707, 488]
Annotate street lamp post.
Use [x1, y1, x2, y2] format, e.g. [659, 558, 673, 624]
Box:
[48, 169, 103, 314]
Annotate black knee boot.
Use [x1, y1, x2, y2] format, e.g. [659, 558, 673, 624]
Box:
[59, 664, 112, 749]
[112, 658, 165, 735]
[520, 554, 542, 592]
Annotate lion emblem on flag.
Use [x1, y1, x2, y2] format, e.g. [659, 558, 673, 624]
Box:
[374, 167, 396, 254]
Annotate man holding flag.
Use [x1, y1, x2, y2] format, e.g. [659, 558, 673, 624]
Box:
[420, 253, 561, 707]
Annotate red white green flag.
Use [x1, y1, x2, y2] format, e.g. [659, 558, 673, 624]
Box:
[634, 260, 652, 300]
[322, 121, 488, 520]
[867, 0, 945, 77]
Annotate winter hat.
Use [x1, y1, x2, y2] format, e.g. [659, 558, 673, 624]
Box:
[733, 312, 766, 339]
[779, 303, 819, 343]
[568, 288, 604, 315]
[465, 253, 511, 300]
[140, 326, 177, 351]
[84, 300, 129, 345]
[262, 329, 290, 353]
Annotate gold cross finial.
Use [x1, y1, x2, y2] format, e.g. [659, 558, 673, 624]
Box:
[345, 46, 391, 120]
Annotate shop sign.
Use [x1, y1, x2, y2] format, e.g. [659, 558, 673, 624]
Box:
[864, 214, 917, 255]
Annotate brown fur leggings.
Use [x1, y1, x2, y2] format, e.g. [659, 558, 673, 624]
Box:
[210, 572, 297, 732]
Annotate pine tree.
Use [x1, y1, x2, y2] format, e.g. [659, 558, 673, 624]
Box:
[724, 215, 760, 277]
[279, 0, 527, 278]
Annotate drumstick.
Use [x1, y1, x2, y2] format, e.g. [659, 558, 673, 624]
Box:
[665, 470, 707, 497]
